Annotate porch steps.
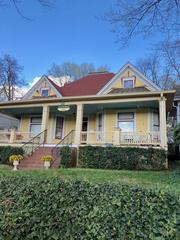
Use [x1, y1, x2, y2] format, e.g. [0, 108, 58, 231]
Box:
[19, 147, 60, 170]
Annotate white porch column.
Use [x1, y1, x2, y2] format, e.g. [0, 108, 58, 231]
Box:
[159, 97, 167, 149]
[74, 104, 84, 145]
[41, 105, 49, 143]
[9, 129, 16, 143]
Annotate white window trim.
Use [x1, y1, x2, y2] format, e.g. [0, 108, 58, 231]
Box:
[123, 77, 135, 89]
[54, 115, 65, 140]
[152, 111, 159, 132]
[28, 115, 42, 136]
[41, 88, 49, 97]
[116, 110, 136, 132]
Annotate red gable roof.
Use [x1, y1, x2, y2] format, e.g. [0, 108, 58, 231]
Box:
[48, 72, 115, 97]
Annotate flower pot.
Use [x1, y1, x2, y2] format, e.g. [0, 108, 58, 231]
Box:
[44, 160, 51, 170]
[13, 160, 19, 171]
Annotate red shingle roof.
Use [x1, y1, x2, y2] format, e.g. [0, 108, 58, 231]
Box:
[48, 72, 115, 97]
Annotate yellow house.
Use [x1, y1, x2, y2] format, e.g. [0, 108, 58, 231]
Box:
[0, 62, 175, 151]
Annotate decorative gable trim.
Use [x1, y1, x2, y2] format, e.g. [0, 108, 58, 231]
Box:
[22, 75, 62, 100]
[97, 62, 161, 95]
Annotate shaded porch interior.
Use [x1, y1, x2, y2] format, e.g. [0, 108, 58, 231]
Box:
[0, 99, 163, 147]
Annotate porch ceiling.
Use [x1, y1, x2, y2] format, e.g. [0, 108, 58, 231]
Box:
[0, 105, 78, 118]
[83, 100, 159, 114]
[0, 101, 159, 118]
[0, 107, 43, 118]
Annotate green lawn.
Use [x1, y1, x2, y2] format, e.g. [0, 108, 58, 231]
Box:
[1, 164, 180, 194]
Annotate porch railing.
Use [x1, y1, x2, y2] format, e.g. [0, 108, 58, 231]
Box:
[0, 130, 35, 144]
[81, 131, 114, 145]
[22, 129, 47, 157]
[81, 131, 161, 145]
[0, 131, 11, 143]
[119, 132, 160, 145]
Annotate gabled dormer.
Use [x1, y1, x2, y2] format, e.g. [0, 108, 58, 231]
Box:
[98, 62, 161, 95]
[22, 75, 62, 100]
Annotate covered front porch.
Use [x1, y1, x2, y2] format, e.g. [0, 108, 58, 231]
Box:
[0, 94, 167, 149]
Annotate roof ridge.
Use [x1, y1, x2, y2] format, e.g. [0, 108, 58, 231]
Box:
[88, 71, 111, 75]
[59, 72, 115, 88]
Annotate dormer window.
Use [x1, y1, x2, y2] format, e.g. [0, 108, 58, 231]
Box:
[41, 88, 49, 97]
[123, 78, 134, 89]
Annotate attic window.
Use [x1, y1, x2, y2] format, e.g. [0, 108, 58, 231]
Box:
[41, 88, 49, 97]
[123, 78, 134, 89]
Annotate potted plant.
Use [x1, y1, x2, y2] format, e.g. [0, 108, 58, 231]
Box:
[41, 155, 54, 170]
[9, 154, 23, 171]
[16, 132, 23, 140]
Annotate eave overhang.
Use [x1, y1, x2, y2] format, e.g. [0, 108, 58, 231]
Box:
[0, 90, 175, 112]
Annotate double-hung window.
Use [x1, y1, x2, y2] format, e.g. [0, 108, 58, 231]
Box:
[29, 117, 42, 137]
[117, 112, 134, 132]
[153, 112, 159, 131]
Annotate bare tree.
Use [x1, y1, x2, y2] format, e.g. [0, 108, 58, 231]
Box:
[105, 0, 180, 46]
[0, 0, 54, 20]
[137, 52, 160, 86]
[158, 40, 180, 82]
[137, 50, 178, 90]
[0, 54, 24, 101]
[48, 62, 110, 80]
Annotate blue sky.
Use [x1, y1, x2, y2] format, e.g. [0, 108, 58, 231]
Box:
[0, 0, 158, 84]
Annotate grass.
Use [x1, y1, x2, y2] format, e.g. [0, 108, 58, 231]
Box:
[0, 164, 180, 194]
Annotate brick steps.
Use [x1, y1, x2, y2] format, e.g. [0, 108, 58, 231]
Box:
[19, 147, 60, 170]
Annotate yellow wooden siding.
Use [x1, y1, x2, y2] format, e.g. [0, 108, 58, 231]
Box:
[110, 69, 145, 89]
[136, 109, 149, 133]
[19, 110, 152, 144]
[105, 110, 116, 143]
[87, 114, 96, 143]
[32, 80, 57, 98]
[19, 116, 30, 132]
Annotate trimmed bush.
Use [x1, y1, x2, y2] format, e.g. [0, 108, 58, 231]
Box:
[174, 123, 180, 145]
[0, 146, 24, 164]
[79, 146, 167, 170]
[60, 146, 72, 167]
[0, 176, 179, 239]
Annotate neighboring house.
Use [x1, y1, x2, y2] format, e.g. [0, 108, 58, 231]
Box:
[174, 95, 180, 125]
[0, 76, 72, 102]
[0, 113, 18, 130]
[0, 88, 8, 102]
[0, 62, 175, 150]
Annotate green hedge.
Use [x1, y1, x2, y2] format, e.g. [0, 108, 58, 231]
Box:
[0, 146, 24, 164]
[0, 176, 179, 239]
[79, 146, 167, 170]
[60, 146, 72, 167]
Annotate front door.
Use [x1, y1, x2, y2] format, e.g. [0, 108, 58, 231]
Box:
[82, 117, 88, 142]
[55, 116, 64, 139]
[97, 112, 104, 141]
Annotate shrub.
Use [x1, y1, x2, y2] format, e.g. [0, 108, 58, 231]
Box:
[174, 123, 180, 146]
[0, 176, 179, 239]
[60, 146, 72, 167]
[79, 146, 167, 170]
[0, 146, 24, 164]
